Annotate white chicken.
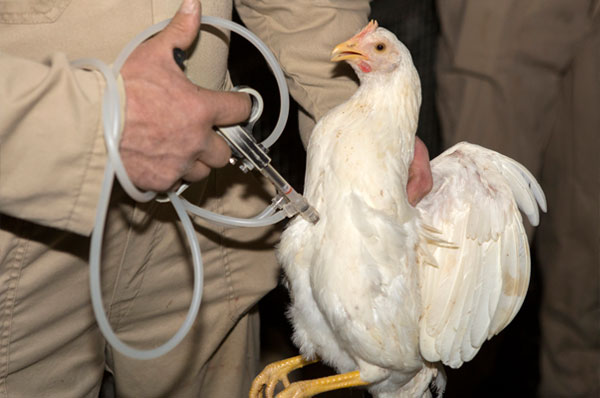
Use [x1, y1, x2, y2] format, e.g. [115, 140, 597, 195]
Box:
[250, 21, 546, 398]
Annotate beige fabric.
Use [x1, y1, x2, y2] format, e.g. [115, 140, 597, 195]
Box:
[0, 0, 369, 396]
[436, 1, 599, 396]
[235, 0, 369, 145]
[0, 52, 108, 235]
[535, 21, 600, 397]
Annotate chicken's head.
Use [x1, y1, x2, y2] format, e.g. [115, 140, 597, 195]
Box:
[331, 20, 412, 78]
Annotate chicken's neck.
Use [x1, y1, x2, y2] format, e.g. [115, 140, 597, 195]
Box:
[356, 67, 421, 136]
[353, 68, 422, 173]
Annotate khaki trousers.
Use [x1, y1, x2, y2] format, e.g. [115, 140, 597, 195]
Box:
[0, 166, 280, 398]
[436, 1, 600, 396]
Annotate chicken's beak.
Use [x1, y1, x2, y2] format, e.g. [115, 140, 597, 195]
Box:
[330, 40, 367, 62]
[330, 20, 378, 62]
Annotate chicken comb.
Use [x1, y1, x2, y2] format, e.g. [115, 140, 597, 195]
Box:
[355, 20, 378, 39]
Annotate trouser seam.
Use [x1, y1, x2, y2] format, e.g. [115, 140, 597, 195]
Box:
[111, 203, 162, 333]
[219, 227, 237, 322]
[107, 203, 138, 331]
[0, 232, 29, 398]
[214, 177, 238, 322]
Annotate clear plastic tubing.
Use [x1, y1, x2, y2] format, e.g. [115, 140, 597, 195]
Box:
[79, 16, 291, 360]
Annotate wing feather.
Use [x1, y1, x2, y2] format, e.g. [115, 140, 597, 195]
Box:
[489, 211, 530, 333]
[424, 214, 467, 337]
[488, 214, 520, 333]
[417, 142, 545, 368]
[496, 158, 546, 226]
[452, 241, 480, 365]
[470, 239, 501, 348]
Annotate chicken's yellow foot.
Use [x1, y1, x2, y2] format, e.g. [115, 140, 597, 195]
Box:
[275, 370, 369, 398]
[250, 355, 318, 398]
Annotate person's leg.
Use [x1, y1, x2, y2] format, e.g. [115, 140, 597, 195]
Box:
[0, 218, 106, 398]
[199, 309, 261, 396]
[536, 17, 600, 397]
[106, 169, 280, 398]
[436, 1, 598, 395]
[436, 0, 591, 176]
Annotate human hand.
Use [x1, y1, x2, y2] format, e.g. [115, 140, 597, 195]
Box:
[407, 137, 433, 206]
[119, 0, 251, 192]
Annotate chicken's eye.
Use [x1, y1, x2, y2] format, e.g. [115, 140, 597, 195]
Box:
[375, 43, 386, 52]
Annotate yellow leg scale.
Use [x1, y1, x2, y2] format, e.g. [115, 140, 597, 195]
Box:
[250, 355, 369, 398]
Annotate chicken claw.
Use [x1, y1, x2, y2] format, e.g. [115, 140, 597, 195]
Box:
[249, 355, 318, 398]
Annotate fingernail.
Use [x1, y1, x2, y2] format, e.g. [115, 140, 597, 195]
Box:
[180, 0, 199, 14]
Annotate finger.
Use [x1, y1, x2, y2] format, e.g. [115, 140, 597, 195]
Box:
[413, 137, 430, 170]
[407, 137, 433, 206]
[196, 130, 232, 168]
[182, 161, 212, 183]
[168, 179, 185, 193]
[157, 0, 202, 51]
[201, 90, 252, 127]
[407, 176, 429, 206]
[182, 133, 230, 182]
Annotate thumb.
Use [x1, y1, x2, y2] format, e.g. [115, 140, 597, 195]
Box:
[159, 0, 202, 51]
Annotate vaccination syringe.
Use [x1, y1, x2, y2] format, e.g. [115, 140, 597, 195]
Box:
[218, 116, 320, 225]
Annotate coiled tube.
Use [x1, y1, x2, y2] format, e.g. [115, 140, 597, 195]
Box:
[74, 16, 292, 360]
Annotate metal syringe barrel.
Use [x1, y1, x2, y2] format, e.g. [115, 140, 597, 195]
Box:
[217, 123, 319, 224]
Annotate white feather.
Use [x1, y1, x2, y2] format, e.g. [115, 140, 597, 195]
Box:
[418, 142, 544, 368]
